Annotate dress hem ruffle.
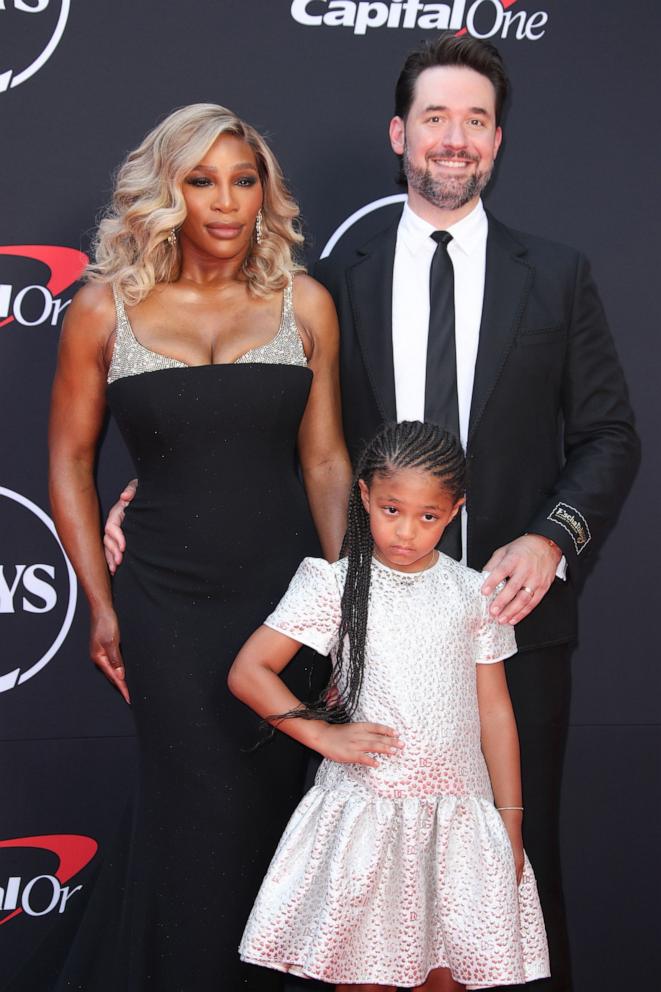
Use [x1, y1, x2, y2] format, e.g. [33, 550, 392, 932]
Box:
[239, 784, 550, 987]
[239, 952, 551, 988]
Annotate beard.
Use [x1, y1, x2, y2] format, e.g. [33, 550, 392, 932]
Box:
[403, 146, 493, 211]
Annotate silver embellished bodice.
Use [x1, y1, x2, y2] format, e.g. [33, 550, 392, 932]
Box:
[107, 277, 306, 385]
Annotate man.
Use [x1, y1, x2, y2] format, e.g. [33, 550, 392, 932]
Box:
[314, 33, 639, 991]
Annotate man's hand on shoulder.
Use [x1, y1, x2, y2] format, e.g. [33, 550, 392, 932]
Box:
[481, 534, 563, 626]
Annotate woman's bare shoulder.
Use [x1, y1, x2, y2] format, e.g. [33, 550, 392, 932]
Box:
[69, 281, 115, 319]
[292, 273, 338, 344]
[64, 282, 116, 343]
[292, 272, 335, 310]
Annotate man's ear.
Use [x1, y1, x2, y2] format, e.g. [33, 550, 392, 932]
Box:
[493, 125, 503, 160]
[389, 116, 405, 156]
[358, 479, 370, 514]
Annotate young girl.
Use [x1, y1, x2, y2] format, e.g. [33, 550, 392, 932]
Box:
[228, 421, 550, 991]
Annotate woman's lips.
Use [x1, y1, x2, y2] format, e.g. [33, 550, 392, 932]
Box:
[206, 224, 243, 239]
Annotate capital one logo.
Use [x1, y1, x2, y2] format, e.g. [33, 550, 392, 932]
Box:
[0, 246, 88, 329]
[0, 488, 77, 693]
[0, 0, 70, 93]
[291, 0, 548, 39]
[0, 835, 97, 925]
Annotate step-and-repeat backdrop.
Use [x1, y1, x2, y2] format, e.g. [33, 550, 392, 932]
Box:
[1, 2, 658, 987]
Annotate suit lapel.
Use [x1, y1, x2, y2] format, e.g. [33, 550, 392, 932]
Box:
[346, 217, 399, 423]
[468, 215, 532, 444]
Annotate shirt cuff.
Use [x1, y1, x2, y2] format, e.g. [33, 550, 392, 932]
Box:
[556, 555, 567, 581]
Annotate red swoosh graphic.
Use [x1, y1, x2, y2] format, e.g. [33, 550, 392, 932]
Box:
[456, 0, 519, 35]
[0, 245, 88, 329]
[0, 834, 98, 926]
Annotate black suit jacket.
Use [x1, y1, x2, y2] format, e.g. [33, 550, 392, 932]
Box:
[315, 210, 640, 651]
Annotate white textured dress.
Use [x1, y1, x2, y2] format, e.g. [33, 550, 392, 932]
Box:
[239, 555, 550, 988]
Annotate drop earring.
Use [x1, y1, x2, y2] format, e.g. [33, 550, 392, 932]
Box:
[167, 228, 177, 248]
[255, 210, 263, 245]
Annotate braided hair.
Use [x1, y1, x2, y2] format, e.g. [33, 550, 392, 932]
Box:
[285, 421, 465, 728]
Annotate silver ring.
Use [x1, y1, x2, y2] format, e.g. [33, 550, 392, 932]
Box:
[522, 586, 534, 597]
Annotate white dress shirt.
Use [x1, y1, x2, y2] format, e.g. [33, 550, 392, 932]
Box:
[392, 200, 486, 564]
[392, 198, 487, 449]
[391, 198, 566, 577]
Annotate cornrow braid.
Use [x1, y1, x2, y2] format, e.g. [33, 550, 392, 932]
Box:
[276, 421, 465, 728]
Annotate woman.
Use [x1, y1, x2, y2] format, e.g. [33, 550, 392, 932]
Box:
[47, 104, 351, 990]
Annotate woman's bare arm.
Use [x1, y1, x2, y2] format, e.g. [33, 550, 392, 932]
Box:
[294, 274, 353, 562]
[477, 661, 523, 880]
[49, 283, 129, 702]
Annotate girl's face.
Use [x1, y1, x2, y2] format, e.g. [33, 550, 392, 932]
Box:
[359, 467, 464, 573]
[179, 133, 263, 264]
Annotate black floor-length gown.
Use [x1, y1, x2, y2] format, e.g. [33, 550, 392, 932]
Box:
[7, 283, 324, 991]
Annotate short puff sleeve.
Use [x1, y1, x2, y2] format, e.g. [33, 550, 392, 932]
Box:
[474, 581, 517, 665]
[264, 557, 342, 656]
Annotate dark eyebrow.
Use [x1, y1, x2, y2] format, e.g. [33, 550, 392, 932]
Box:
[422, 104, 491, 117]
[190, 161, 258, 172]
[383, 496, 440, 510]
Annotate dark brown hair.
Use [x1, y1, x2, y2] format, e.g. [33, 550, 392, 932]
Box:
[395, 32, 509, 125]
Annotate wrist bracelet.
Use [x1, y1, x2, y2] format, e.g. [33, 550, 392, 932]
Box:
[496, 806, 524, 811]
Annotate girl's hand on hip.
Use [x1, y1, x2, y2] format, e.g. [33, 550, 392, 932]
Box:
[90, 608, 130, 704]
[315, 722, 403, 767]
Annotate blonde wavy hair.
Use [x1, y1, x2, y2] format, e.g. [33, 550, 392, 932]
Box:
[87, 103, 305, 304]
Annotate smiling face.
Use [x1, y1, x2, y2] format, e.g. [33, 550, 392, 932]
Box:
[389, 65, 502, 224]
[359, 467, 464, 573]
[179, 133, 263, 263]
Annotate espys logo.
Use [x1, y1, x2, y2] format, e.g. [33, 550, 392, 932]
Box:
[0, 1, 70, 93]
[0, 488, 77, 693]
[291, 0, 548, 39]
[0, 245, 88, 329]
[0, 835, 97, 925]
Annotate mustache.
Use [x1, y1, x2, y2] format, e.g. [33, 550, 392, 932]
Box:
[426, 149, 480, 164]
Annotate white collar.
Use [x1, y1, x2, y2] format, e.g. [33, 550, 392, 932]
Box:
[399, 198, 488, 257]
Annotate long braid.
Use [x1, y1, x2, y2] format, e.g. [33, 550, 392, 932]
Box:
[277, 421, 465, 726]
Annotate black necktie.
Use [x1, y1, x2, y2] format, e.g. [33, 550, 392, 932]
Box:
[425, 230, 459, 437]
[425, 230, 462, 560]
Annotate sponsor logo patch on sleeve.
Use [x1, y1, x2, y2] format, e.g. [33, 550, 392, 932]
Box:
[547, 502, 591, 555]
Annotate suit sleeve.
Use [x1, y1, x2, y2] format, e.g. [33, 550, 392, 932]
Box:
[527, 253, 640, 567]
